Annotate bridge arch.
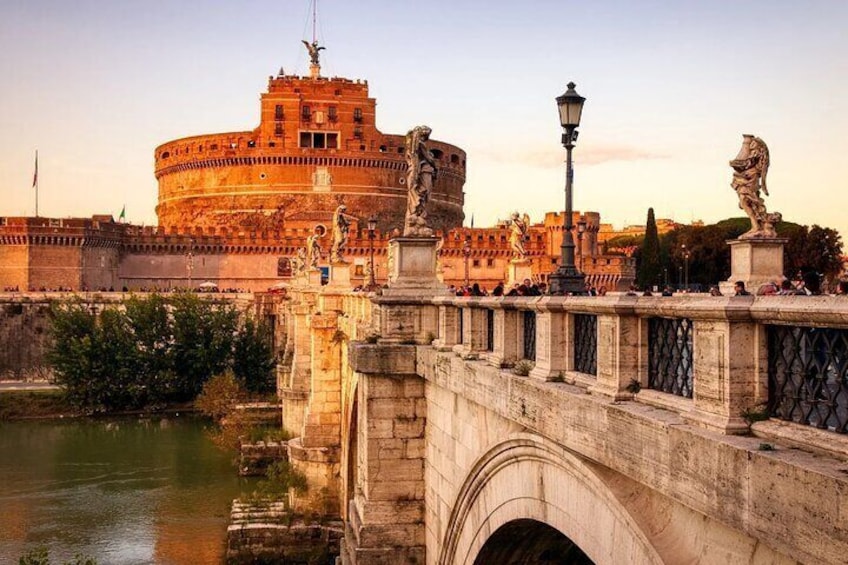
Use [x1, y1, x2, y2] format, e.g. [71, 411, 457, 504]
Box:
[473, 519, 593, 564]
[437, 434, 663, 565]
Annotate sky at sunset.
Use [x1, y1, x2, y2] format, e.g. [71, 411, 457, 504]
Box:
[1, 0, 847, 237]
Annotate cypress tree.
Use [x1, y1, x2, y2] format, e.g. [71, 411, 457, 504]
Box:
[637, 207, 662, 289]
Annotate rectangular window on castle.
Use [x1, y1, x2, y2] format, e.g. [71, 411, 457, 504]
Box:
[327, 133, 338, 149]
[299, 132, 312, 148]
[328, 106, 337, 121]
[275, 105, 284, 120]
[313, 133, 326, 149]
[301, 106, 311, 121]
[275, 123, 283, 136]
[353, 108, 363, 122]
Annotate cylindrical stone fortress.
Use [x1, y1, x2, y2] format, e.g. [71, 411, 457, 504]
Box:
[155, 72, 466, 233]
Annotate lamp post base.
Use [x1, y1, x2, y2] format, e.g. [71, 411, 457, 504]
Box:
[548, 267, 585, 295]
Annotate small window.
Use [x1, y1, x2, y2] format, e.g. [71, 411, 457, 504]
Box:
[353, 108, 363, 122]
[301, 106, 311, 121]
[328, 106, 337, 121]
[300, 132, 312, 148]
[431, 149, 444, 159]
[327, 133, 338, 149]
[161, 151, 170, 159]
[268, 141, 276, 147]
[313, 132, 326, 149]
[198, 145, 203, 153]
[275, 123, 283, 136]
[472, 259, 481, 268]
[211, 144, 218, 150]
[451, 154, 459, 164]
[275, 105, 283, 120]
[353, 127, 362, 139]
[379, 145, 387, 152]
[397, 147, 404, 154]
[487, 258, 494, 267]
[247, 140, 256, 148]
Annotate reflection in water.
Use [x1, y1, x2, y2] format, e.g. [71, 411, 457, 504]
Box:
[0, 416, 253, 564]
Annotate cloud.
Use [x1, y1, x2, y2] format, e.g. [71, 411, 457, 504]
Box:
[478, 143, 669, 168]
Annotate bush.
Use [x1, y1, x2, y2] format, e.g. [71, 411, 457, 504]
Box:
[18, 546, 97, 565]
[251, 460, 308, 503]
[195, 372, 243, 421]
[512, 359, 535, 376]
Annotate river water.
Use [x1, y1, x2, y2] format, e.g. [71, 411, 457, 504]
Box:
[0, 415, 253, 564]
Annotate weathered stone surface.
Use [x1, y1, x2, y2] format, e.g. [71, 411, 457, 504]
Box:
[349, 343, 417, 375]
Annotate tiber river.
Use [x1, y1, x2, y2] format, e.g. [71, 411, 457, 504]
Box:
[0, 415, 254, 564]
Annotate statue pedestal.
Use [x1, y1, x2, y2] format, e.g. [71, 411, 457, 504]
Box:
[383, 237, 447, 296]
[507, 259, 532, 288]
[326, 262, 351, 289]
[720, 238, 787, 295]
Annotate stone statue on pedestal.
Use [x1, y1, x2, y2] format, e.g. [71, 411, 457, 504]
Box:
[306, 225, 326, 270]
[730, 134, 779, 238]
[509, 212, 530, 261]
[330, 205, 350, 263]
[403, 125, 437, 237]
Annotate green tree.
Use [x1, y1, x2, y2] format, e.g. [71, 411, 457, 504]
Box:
[48, 293, 272, 412]
[800, 225, 843, 282]
[636, 208, 662, 289]
[170, 293, 238, 401]
[233, 319, 276, 394]
[124, 294, 174, 403]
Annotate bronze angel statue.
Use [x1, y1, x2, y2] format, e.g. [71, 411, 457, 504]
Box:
[302, 40, 325, 66]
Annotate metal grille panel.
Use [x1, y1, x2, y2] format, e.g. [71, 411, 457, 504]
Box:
[523, 311, 536, 361]
[768, 325, 848, 433]
[574, 314, 597, 376]
[648, 317, 693, 398]
[486, 310, 494, 352]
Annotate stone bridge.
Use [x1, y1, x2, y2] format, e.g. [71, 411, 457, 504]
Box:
[277, 266, 848, 563]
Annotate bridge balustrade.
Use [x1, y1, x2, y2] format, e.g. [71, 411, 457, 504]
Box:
[427, 295, 848, 439]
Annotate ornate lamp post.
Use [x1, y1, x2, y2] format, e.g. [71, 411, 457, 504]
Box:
[576, 216, 587, 272]
[549, 82, 586, 295]
[366, 215, 378, 291]
[463, 236, 471, 288]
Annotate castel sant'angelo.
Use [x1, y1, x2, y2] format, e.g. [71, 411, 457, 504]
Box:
[0, 41, 634, 293]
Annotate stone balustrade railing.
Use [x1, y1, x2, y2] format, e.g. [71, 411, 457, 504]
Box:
[299, 290, 842, 450]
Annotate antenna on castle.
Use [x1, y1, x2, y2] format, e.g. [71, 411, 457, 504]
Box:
[302, 0, 325, 79]
[312, 0, 318, 44]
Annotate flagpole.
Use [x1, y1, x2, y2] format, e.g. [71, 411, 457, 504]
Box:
[33, 150, 39, 217]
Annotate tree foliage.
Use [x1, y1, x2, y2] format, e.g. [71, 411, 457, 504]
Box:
[48, 293, 275, 413]
[636, 208, 662, 288]
[622, 216, 843, 288]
